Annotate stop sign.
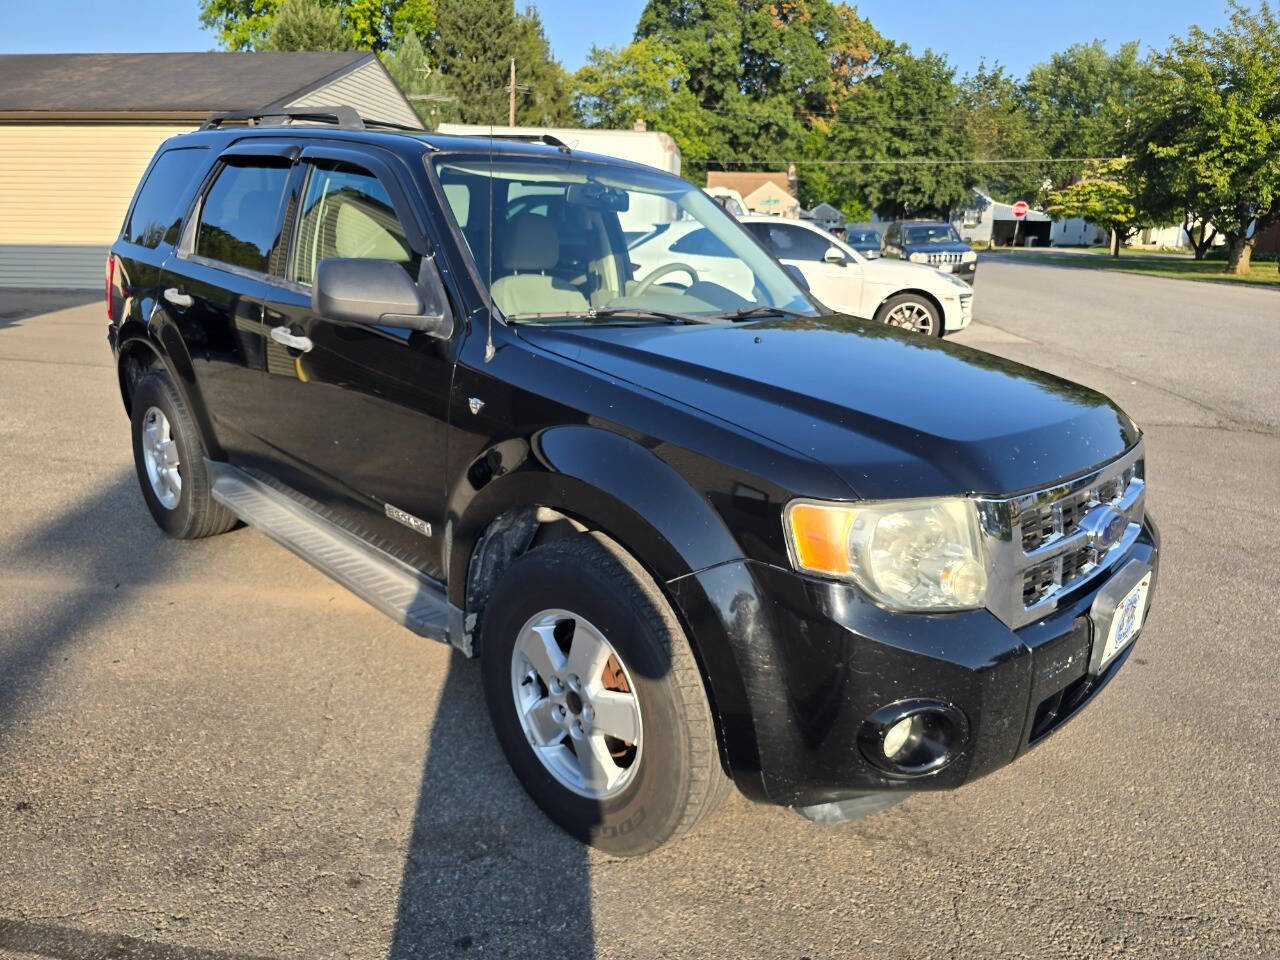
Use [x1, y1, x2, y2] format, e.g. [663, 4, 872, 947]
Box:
[1012, 200, 1029, 219]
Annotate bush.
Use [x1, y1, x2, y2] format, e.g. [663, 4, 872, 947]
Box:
[1203, 248, 1279, 263]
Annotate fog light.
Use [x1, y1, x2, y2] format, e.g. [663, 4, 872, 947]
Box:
[882, 715, 917, 759]
[858, 700, 969, 777]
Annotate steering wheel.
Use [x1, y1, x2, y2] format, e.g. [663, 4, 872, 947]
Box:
[633, 262, 700, 295]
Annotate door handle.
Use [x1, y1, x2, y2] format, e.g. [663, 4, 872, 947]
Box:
[163, 287, 193, 309]
[270, 325, 313, 353]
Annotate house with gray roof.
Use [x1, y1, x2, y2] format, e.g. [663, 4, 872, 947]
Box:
[0, 52, 420, 287]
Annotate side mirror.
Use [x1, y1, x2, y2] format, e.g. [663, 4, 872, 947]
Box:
[783, 263, 810, 291]
[823, 246, 847, 265]
[313, 257, 454, 338]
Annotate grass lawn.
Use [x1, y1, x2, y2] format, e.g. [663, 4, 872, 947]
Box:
[991, 249, 1280, 288]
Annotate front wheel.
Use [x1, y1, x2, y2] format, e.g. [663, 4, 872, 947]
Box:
[480, 535, 729, 856]
[876, 293, 942, 336]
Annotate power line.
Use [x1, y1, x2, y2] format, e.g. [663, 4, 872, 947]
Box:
[687, 156, 1124, 165]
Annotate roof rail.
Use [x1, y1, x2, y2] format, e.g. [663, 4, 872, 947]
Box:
[467, 132, 572, 154]
[202, 106, 366, 130]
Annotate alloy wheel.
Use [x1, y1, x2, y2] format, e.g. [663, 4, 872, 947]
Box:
[140, 406, 182, 509]
[884, 301, 937, 335]
[510, 608, 643, 800]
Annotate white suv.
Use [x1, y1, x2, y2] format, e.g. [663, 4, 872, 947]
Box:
[741, 216, 974, 336]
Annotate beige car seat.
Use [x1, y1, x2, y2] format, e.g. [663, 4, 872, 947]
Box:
[490, 213, 589, 316]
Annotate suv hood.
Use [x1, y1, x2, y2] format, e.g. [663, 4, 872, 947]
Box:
[904, 241, 972, 254]
[518, 315, 1138, 499]
[860, 256, 961, 285]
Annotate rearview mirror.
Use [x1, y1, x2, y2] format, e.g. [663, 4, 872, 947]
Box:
[823, 246, 847, 265]
[313, 257, 454, 338]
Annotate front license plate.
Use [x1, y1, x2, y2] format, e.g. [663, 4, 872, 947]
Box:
[1099, 572, 1152, 669]
[937, 263, 953, 272]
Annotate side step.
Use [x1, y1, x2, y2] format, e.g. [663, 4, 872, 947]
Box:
[207, 460, 451, 642]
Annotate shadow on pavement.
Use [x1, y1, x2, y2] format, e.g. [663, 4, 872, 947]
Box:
[0, 289, 101, 331]
[0, 471, 150, 728]
[386, 652, 597, 959]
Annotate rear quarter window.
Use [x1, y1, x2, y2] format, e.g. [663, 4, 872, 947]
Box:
[124, 147, 209, 249]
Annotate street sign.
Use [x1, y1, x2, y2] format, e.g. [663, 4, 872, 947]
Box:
[1012, 200, 1029, 219]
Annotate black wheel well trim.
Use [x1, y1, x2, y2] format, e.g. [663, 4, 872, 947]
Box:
[456, 502, 735, 777]
[115, 329, 224, 459]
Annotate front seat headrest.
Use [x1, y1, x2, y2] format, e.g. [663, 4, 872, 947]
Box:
[503, 213, 559, 271]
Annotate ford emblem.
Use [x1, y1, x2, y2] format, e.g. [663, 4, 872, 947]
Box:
[1080, 504, 1127, 551]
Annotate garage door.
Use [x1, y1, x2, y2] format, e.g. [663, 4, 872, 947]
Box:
[0, 124, 193, 288]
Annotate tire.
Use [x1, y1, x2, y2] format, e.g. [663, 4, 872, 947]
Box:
[130, 372, 237, 540]
[480, 535, 729, 856]
[876, 292, 942, 337]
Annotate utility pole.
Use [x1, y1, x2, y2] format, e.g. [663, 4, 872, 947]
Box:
[508, 58, 516, 127]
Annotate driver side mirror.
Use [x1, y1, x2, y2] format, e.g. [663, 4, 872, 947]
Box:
[313, 257, 454, 338]
[823, 246, 847, 265]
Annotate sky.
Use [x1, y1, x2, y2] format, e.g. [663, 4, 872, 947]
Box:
[1, 0, 1239, 79]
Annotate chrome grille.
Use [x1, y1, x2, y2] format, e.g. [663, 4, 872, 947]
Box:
[927, 251, 964, 265]
[977, 443, 1146, 629]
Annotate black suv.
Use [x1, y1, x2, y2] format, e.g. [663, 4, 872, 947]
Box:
[107, 108, 1158, 856]
[882, 220, 978, 283]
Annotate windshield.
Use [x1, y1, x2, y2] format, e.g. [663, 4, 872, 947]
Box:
[432, 154, 817, 324]
[846, 230, 880, 244]
[904, 224, 963, 245]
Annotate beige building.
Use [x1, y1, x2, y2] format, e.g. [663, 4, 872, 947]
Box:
[705, 170, 800, 218]
[0, 52, 421, 288]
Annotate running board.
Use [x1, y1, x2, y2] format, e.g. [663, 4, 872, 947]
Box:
[207, 460, 450, 642]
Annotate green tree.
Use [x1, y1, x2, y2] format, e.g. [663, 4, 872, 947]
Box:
[262, 0, 352, 51]
[958, 61, 1043, 203]
[819, 49, 976, 219]
[1024, 41, 1153, 188]
[1132, 1, 1280, 273]
[382, 26, 455, 128]
[200, 0, 433, 52]
[632, 1, 888, 178]
[200, 0, 283, 50]
[511, 5, 573, 126]
[572, 38, 717, 180]
[1047, 158, 1147, 256]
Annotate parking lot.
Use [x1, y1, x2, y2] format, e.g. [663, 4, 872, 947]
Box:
[1, 258, 1278, 959]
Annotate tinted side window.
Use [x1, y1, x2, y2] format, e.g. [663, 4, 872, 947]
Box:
[124, 147, 208, 249]
[195, 162, 290, 273]
[752, 224, 832, 262]
[670, 227, 733, 258]
[290, 164, 414, 286]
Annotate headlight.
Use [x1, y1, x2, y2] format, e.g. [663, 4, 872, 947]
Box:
[961, 250, 978, 263]
[783, 497, 987, 611]
[908, 252, 929, 263]
[946, 274, 970, 289]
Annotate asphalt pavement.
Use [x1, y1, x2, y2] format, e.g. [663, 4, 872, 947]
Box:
[1, 260, 1278, 959]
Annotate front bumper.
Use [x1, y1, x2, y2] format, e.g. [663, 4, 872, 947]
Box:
[671, 516, 1159, 807]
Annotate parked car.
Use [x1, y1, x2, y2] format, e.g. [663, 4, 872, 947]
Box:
[843, 225, 883, 258]
[882, 220, 978, 283]
[107, 108, 1159, 856]
[741, 215, 972, 336]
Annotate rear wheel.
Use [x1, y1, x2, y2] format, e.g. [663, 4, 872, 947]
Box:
[480, 535, 729, 856]
[130, 372, 237, 539]
[876, 293, 941, 336]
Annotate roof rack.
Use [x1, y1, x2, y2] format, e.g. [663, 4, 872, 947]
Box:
[468, 132, 572, 154]
[200, 106, 422, 133]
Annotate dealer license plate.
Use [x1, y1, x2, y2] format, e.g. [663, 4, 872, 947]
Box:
[1099, 572, 1152, 669]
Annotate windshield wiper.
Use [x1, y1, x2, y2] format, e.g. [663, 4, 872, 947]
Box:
[587, 307, 715, 325]
[713, 305, 809, 322]
[505, 308, 712, 325]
